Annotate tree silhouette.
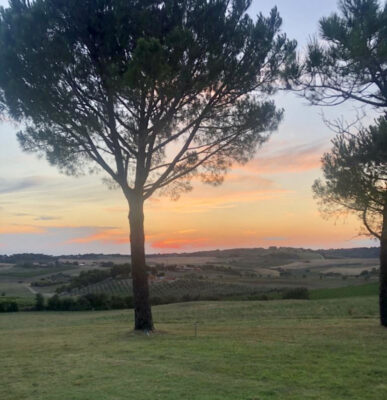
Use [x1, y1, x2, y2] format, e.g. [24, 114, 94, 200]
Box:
[313, 117, 387, 326]
[0, 0, 298, 330]
[302, 0, 387, 109]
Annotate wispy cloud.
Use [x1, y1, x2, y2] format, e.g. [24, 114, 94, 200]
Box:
[241, 141, 326, 175]
[262, 236, 287, 241]
[35, 216, 62, 221]
[0, 176, 48, 194]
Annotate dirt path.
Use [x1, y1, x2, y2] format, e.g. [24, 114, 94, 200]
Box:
[24, 284, 37, 295]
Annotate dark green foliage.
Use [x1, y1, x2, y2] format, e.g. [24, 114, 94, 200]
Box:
[75, 295, 92, 311]
[34, 293, 45, 311]
[0, 253, 56, 264]
[45, 293, 134, 311]
[83, 293, 111, 310]
[313, 117, 387, 239]
[56, 269, 112, 293]
[111, 263, 131, 278]
[56, 264, 132, 293]
[60, 297, 77, 311]
[0, 301, 19, 312]
[46, 294, 62, 311]
[0, 0, 298, 191]
[302, 0, 387, 108]
[110, 296, 126, 309]
[124, 296, 134, 309]
[303, 0, 387, 327]
[282, 288, 310, 300]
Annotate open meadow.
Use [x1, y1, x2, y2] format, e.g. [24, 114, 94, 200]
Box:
[1, 294, 386, 400]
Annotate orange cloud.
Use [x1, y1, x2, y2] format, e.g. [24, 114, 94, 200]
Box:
[152, 237, 208, 249]
[69, 229, 129, 244]
[146, 188, 290, 215]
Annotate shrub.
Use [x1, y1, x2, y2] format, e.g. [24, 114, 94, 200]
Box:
[35, 293, 45, 311]
[75, 296, 91, 311]
[124, 296, 134, 309]
[151, 296, 163, 306]
[0, 301, 19, 312]
[47, 294, 61, 310]
[111, 263, 131, 278]
[181, 294, 192, 302]
[111, 296, 127, 309]
[44, 293, 133, 312]
[61, 298, 76, 311]
[282, 287, 310, 300]
[83, 293, 111, 310]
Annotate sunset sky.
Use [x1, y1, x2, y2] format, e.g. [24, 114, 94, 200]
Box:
[0, 0, 378, 255]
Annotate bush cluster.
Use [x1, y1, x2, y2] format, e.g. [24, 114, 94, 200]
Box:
[0, 301, 19, 312]
[35, 293, 134, 311]
[282, 287, 310, 300]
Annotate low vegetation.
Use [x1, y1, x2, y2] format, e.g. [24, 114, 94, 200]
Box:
[55, 264, 131, 293]
[1, 295, 385, 400]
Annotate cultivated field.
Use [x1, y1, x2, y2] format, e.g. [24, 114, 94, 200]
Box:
[0, 248, 380, 306]
[1, 295, 386, 400]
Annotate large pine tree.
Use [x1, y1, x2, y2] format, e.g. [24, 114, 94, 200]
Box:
[0, 0, 298, 330]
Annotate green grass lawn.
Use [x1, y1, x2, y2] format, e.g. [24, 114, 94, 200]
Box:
[1, 296, 386, 400]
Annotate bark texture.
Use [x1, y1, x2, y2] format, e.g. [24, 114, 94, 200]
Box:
[129, 196, 153, 331]
[380, 202, 387, 327]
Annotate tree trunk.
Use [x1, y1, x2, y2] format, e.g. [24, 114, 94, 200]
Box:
[380, 202, 387, 327]
[128, 195, 153, 331]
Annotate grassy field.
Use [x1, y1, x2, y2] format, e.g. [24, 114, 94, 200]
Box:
[310, 282, 379, 300]
[1, 296, 386, 400]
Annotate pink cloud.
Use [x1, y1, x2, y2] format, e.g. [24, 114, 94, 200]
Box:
[242, 142, 325, 174]
[68, 229, 129, 245]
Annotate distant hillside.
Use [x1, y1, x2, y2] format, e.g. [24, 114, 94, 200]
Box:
[0, 247, 380, 264]
[147, 247, 380, 260]
[318, 247, 380, 259]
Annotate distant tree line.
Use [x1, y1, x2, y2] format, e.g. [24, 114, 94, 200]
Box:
[0, 254, 57, 264]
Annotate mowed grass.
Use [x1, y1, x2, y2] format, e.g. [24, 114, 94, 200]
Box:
[1, 297, 386, 400]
